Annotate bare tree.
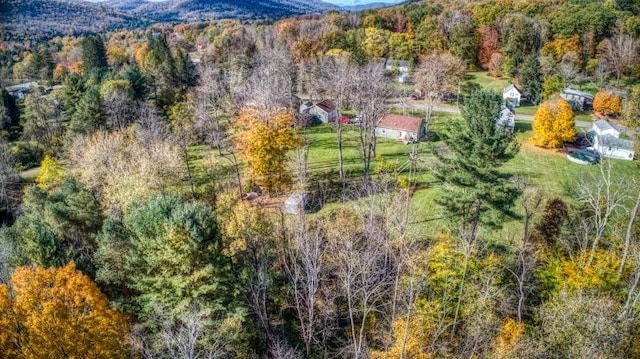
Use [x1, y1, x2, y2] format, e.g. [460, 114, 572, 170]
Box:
[511, 185, 544, 322]
[134, 305, 244, 359]
[414, 52, 465, 126]
[598, 32, 639, 84]
[350, 61, 393, 183]
[103, 89, 135, 130]
[239, 43, 296, 111]
[315, 55, 356, 180]
[620, 189, 640, 277]
[575, 159, 629, 261]
[283, 216, 327, 357]
[556, 52, 581, 87]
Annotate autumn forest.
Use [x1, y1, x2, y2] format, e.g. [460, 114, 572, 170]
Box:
[2, 0, 640, 358]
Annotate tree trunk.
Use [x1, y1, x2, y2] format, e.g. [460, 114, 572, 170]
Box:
[620, 190, 640, 278]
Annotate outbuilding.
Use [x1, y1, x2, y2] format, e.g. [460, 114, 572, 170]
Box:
[375, 113, 426, 144]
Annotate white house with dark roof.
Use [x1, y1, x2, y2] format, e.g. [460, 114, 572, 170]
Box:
[384, 59, 411, 83]
[502, 84, 522, 107]
[590, 120, 634, 160]
[496, 105, 516, 133]
[375, 113, 426, 144]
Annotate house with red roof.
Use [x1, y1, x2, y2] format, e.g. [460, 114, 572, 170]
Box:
[375, 113, 426, 144]
[300, 99, 338, 124]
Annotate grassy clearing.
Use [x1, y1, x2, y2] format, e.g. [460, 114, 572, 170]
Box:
[463, 71, 510, 94]
[299, 114, 640, 238]
[186, 110, 638, 238]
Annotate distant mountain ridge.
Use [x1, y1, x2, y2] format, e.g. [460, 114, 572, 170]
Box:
[104, 0, 338, 22]
[0, 0, 145, 39]
[0, 0, 338, 40]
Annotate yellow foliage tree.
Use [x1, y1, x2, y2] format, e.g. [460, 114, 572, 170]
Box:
[52, 64, 67, 83]
[35, 155, 65, 191]
[0, 285, 19, 358]
[531, 98, 576, 148]
[363, 27, 391, 58]
[491, 318, 525, 359]
[0, 262, 129, 358]
[235, 108, 301, 193]
[593, 91, 622, 116]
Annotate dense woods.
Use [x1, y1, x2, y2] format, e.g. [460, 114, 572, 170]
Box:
[2, 0, 640, 357]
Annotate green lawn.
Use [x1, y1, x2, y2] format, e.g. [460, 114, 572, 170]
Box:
[463, 71, 510, 94]
[516, 104, 594, 122]
[300, 115, 640, 238]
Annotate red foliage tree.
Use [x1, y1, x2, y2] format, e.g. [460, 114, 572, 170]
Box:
[478, 25, 500, 69]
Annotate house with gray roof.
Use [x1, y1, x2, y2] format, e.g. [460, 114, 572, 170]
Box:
[384, 59, 411, 83]
[561, 88, 594, 111]
[590, 120, 634, 160]
[496, 105, 515, 133]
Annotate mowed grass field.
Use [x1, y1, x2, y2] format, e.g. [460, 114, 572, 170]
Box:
[300, 113, 640, 238]
[463, 71, 596, 122]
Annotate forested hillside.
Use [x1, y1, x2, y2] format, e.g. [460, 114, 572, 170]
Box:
[1, 0, 640, 357]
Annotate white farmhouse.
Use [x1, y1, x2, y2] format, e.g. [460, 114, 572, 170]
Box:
[495, 105, 516, 133]
[375, 114, 426, 144]
[502, 84, 522, 107]
[384, 59, 411, 83]
[590, 120, 634, 160]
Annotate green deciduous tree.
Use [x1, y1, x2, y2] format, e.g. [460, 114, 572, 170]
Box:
[542, 74, 564, 100]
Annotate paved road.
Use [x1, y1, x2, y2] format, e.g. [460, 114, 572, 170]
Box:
[390, 100, 594, 129]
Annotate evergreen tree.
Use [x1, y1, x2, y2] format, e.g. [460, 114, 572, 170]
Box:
[121, 65, 147, 100]
[0, 88, 19, 136]
[174, 47, 197, 92]
[94, 218, 134, 311]
[61, 72, 86, 120]
[123, 195, 236, 321]
[68, 86, 105, 138]
[433, 90, 521, 241]
[82, 35, 108, 74]
[519, 52, 543, 105]
[3, 177, 104, 276]
[35, 44, 54, 80]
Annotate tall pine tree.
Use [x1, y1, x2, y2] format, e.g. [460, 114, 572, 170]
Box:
[82, 35, 108, 74]
[434, 90, 521, 242]
[520, 52, 543, 105]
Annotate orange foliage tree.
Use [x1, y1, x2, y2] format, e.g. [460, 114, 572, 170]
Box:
[235, 108, 302, 193]
[593, 91, 622, 116]
[0, 263, 129, 358]
[531, 98, 576, 148]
